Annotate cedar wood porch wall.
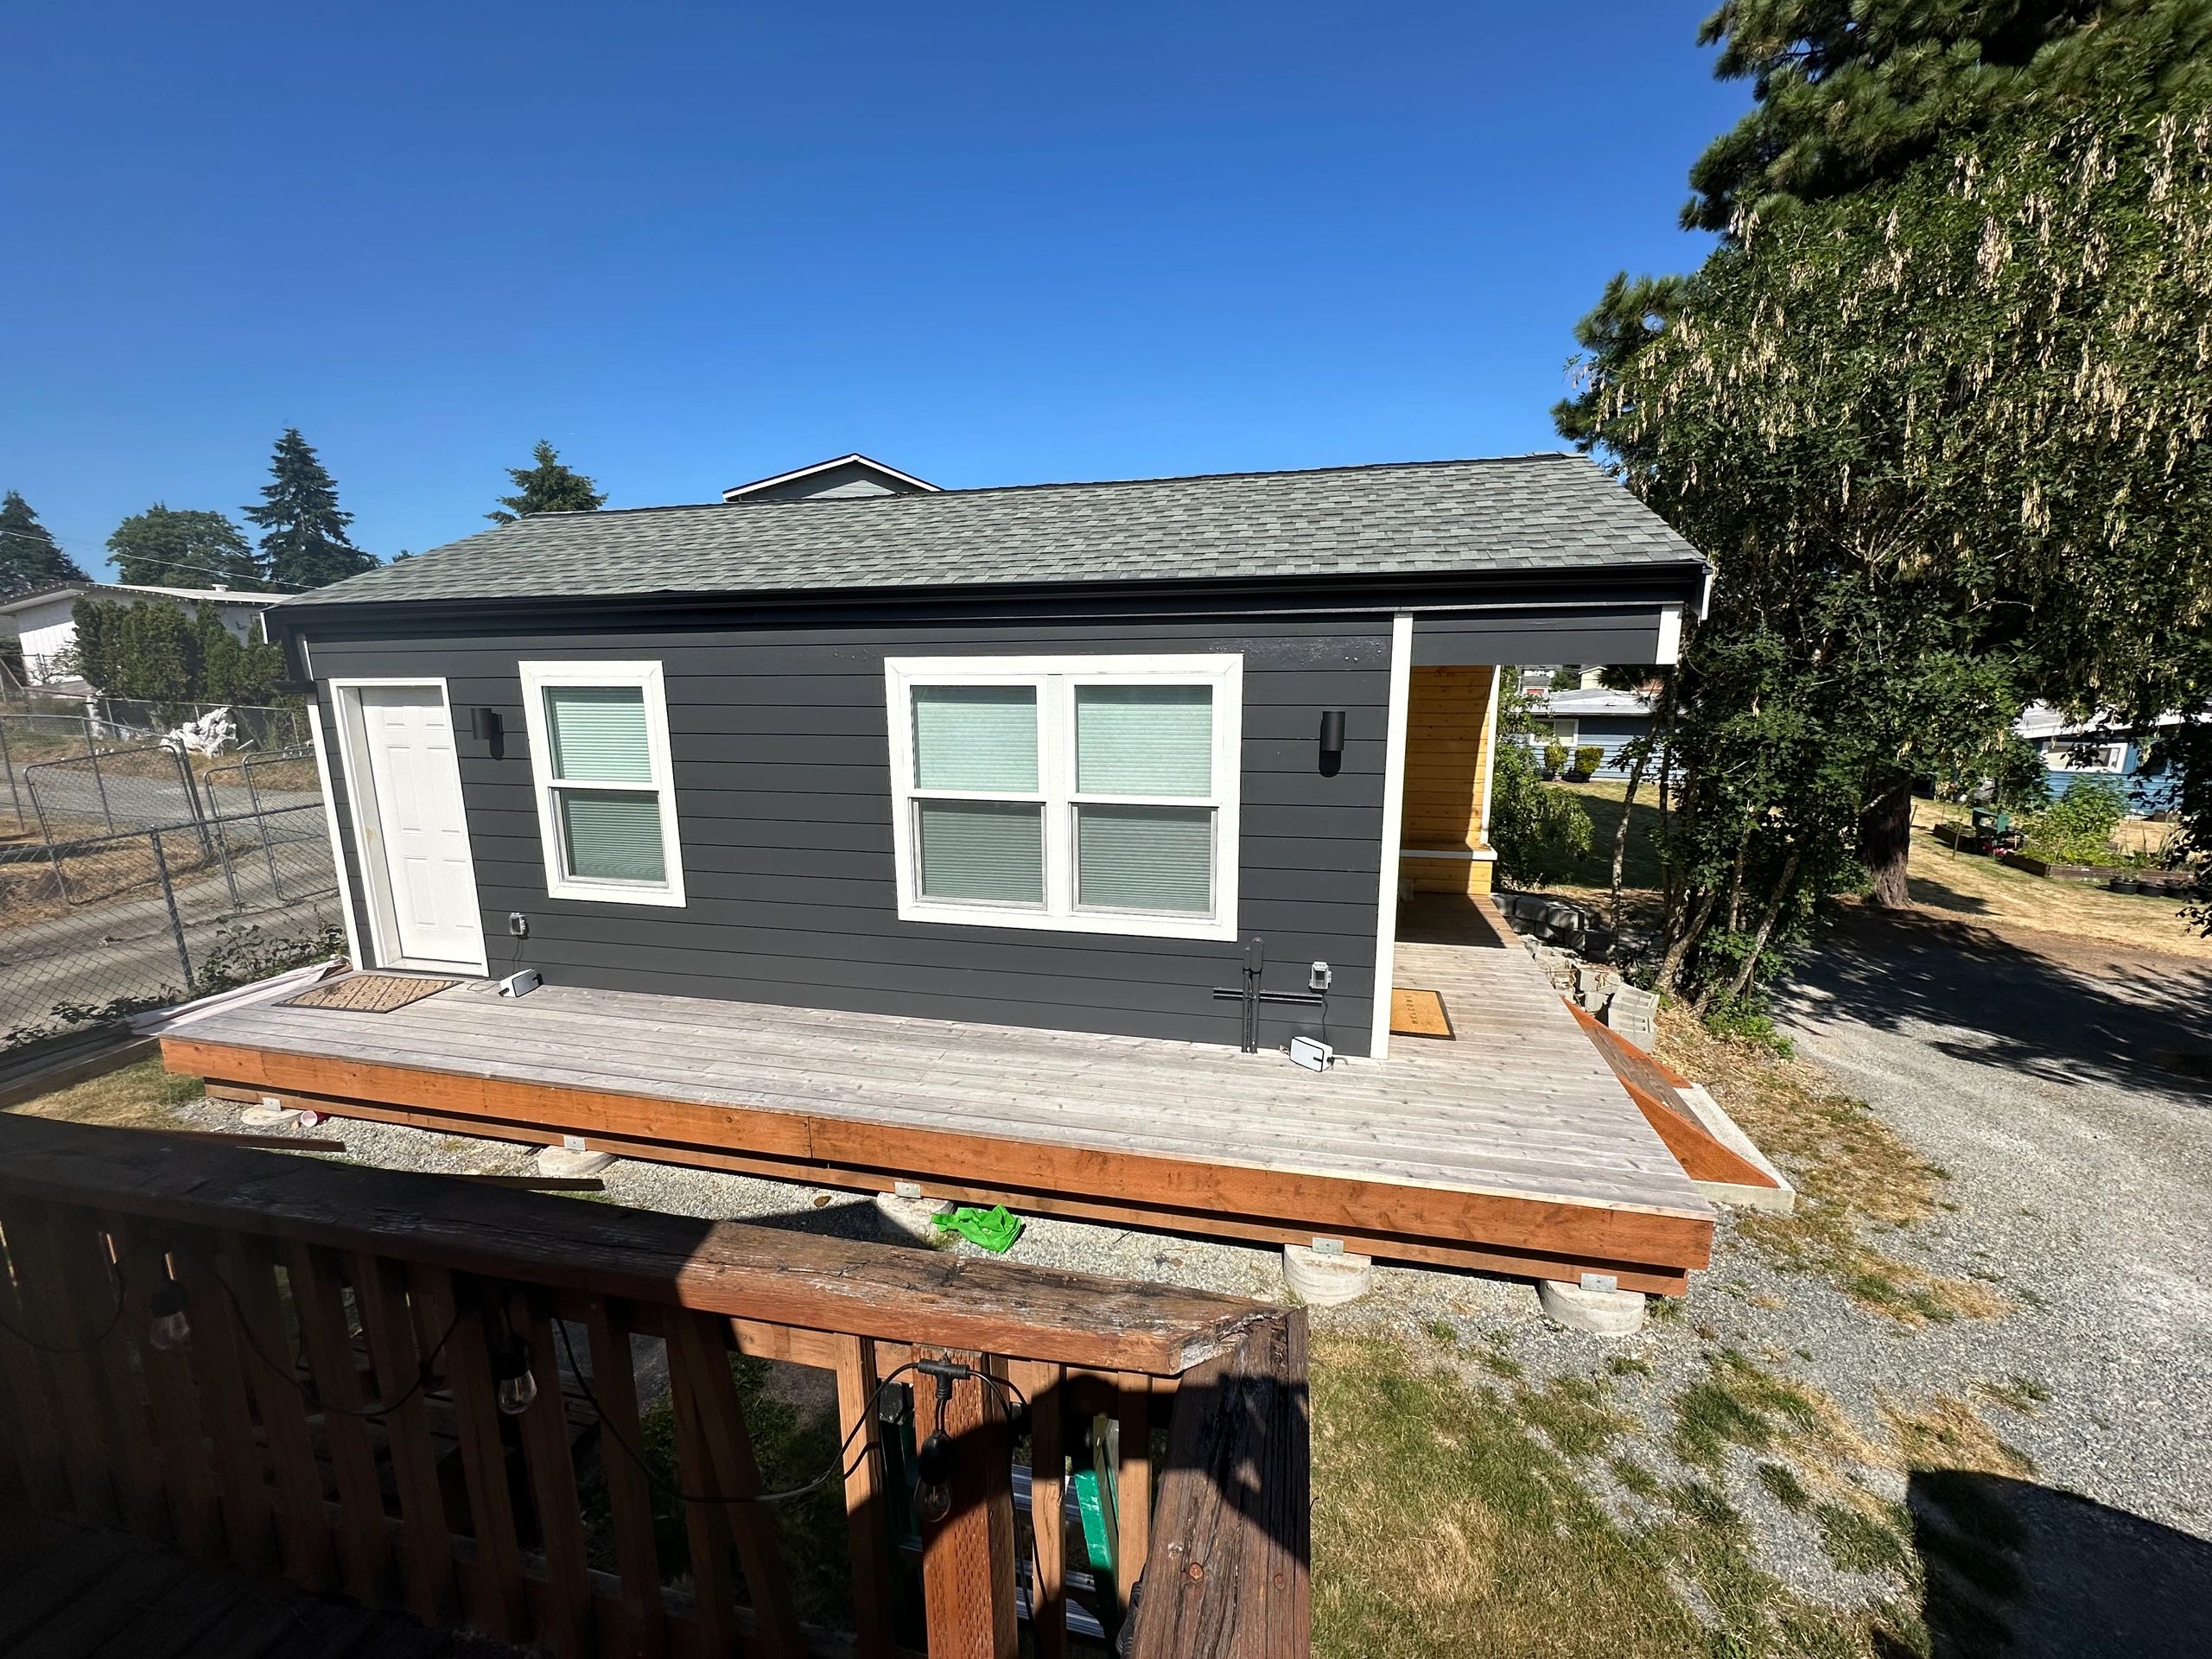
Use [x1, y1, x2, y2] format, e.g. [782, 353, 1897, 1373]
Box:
[307, 612, 1395, 1056]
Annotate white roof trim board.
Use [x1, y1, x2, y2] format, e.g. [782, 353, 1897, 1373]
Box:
[721, 453, 942, 501]
[0, 582, 281, 615]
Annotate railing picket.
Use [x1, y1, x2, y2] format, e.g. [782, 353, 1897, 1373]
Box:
[50, 1212, 168, 1540]
[2, 1199, 121, 1526]
[171, 1229, 278, 1576]
[0, 1206, 72, 1512]
[512, 1296, 594, 1659]
[225, 1233, 338, 1592]
[668, 1309, 804, 1656]
[584, 1295, 669, 1656]
[1114, 1374, 1154, 1616]
[918, 1349, 1017, 1659]
[354, 1249, 456, 1626]
[834, 1332, 895, 1659]
[666, 1317, 740, 1657]
[1007, 1359, 1067, 1659]
[410, 1266, 530, 1643]
[284, 1241, 395, 1604]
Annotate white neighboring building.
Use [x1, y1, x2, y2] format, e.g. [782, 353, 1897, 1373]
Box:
[0, 582, 279, 691]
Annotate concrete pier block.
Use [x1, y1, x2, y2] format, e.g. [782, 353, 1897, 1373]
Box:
[1283, 1243, 1374, 1306]
[535, 1144, 615, 1179]
[1538, 1276, 1647, 1335]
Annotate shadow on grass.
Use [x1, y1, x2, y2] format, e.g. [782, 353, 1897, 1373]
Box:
[1783, 906, 2212, 1101]
[1879, 1470, 2212, 1659]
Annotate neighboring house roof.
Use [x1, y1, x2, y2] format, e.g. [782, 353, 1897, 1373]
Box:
[0, 581, 280, 616]
[281, 453, 1708, 613]
[721, 453, 941, 501]
[2015, 701, 2196, 741]
[1539, 686, 1656, 719]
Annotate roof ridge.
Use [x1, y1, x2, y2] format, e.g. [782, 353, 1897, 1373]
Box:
[501, 451, 1590, 523]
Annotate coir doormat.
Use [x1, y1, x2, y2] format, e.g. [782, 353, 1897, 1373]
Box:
[281, 974, 459, 1014]
[1389, 987, 1454, 1039]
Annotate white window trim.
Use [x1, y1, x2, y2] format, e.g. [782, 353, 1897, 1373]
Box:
[884, 653, 1243, 942]
[518, 660, 686, 907]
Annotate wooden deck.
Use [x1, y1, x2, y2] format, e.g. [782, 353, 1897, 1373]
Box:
[0, 1510, 522, 1658]
[162, 895, 1713, 1293]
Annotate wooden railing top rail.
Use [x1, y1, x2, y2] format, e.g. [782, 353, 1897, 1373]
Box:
[0, 1114, 1269, 1376]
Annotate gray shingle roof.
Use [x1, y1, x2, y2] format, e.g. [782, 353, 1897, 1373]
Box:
[280, 453, 1702, 611]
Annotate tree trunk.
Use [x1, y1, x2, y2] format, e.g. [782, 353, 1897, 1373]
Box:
[1660, 883, 1719, 994]
[1724, 847, 1804, 1004]
[1858, 778, 1916, 909]
[1609, 747, 1649, 936]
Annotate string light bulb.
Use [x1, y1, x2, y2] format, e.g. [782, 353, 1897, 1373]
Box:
[149, 1277, 191, 1351]
[913, 1428, 953, 1523]
[493, 1333, 537, 1415]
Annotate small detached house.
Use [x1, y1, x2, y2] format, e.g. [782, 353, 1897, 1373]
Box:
[1532, 683, 1659, 779]
[2015, 702, 2190, 813]
[178, 454, 1752, 1305]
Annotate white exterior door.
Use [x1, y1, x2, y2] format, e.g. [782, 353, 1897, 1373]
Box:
[355, 686, 483, 970]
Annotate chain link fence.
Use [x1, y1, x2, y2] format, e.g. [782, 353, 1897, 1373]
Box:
[2, 804, 343, 1053]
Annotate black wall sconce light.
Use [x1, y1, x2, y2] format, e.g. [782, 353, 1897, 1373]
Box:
[1318, 709, 1346, 776]
[470, 707, 503, 742]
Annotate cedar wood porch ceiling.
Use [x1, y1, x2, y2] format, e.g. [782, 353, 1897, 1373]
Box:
[273, 453, 1707, 614]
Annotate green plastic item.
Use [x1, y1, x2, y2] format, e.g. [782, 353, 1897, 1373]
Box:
[1071, 1468, 1116, 1573]
[931, 1203, 1025, 1253]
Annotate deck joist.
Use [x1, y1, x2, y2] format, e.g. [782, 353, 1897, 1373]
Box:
[162, 899, 1713, 1294]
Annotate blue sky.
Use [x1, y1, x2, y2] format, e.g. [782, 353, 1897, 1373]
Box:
[1, 3, 1747, 580]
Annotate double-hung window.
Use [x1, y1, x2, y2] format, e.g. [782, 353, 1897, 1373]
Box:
[885, 655, 1241, 940]
[518, 661, 686, 906]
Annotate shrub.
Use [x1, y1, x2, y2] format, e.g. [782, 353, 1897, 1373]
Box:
[1491, 739, 1593, 887]
[1541, 741, 1567, 776]
[2022, 777, 2128, 865]
[1574, 744, 1604, 777]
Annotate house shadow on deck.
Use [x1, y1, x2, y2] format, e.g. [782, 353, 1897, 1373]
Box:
[1396, 890, 1516, 950]
[1877, 1470, 2212, 1659]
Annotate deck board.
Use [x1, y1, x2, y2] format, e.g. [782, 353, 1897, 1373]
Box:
[168, 895, 1711, 1285]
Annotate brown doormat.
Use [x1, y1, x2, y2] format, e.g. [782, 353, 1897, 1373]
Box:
[1389, 988, 1454, 1039]
[281, 974, 459, 1014]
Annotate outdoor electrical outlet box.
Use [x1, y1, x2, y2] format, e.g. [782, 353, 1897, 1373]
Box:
[1288, 1035, 1333, 1073]
[1308, 960, 1332, 992]
[507, 912, 529, 938]
[499, 969, 542, 999]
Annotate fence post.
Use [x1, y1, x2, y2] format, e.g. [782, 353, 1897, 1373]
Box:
[86, 720, 114, 835]
[0, 717, 22, 835]
[240, 754, 283, 895]
[150, 830, 196, 993]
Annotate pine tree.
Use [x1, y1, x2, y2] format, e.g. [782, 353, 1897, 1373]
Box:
[0, 491, 88, 594]
[487, 440, 608, 524]
[107, 505, 264, 590]
[242, 429, 376, 588]
[1683, 1, 2212, 232]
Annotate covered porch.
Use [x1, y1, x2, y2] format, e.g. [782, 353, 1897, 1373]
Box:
[161, 894, 1713, 1294]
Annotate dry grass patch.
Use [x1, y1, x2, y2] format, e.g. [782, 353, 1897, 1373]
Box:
[1658, 1009, 2005, 1325]
[1881, 1395, 2035, 1481]
[3, 1058, 205, 1128]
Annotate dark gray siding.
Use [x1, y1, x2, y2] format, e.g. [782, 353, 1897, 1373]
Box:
[1414, 607, 1672, 666]
[309, 613, 1390, 1056]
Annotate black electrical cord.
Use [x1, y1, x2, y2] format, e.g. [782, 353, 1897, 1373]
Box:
[0, 1237, 130, 1355]
[211, 1267, 466, 1419]
[553, 1319, 1030, 1510]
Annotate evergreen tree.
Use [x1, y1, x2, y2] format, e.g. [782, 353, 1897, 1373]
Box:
[487, 440, 608, 524]
[242, 429, 376, 588]
[0, 491, 88, 594]
[1684, 0, 2212, 231]
[106, 505, 264, 590]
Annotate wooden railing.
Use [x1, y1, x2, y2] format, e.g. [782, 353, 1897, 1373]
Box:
[0, 1115, 1308, 1657]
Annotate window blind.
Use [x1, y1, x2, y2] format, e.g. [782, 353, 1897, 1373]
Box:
[559, 789, 666, 883]
[1077, 804, 1212, 913]
[546, 686, 653, 784]
[917, 799, 1043, 904]
[1076, 685, 1212, 797]
[912, 685, 1039, 792]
